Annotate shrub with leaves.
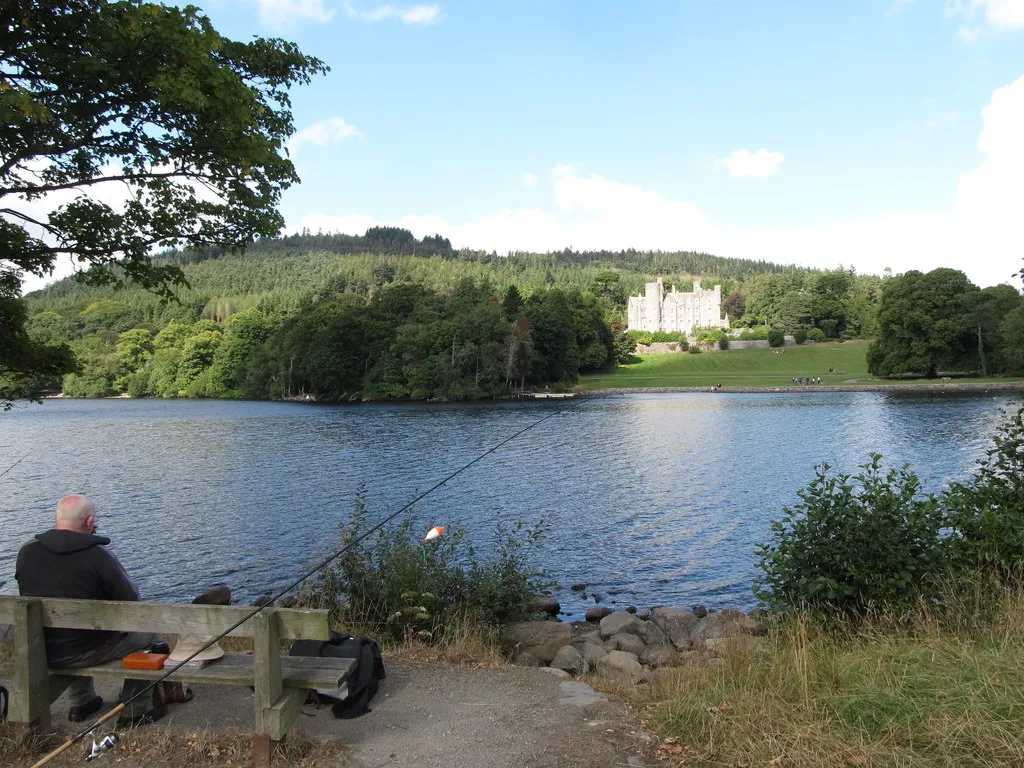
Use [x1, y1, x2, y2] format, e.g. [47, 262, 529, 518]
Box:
[944, 405, 1024, 579]
[768, 328, 786, 348]
[794, 329, 808, 345]
[300, 491, 551, 642]
[755, 455, 951, 617]
[807, 327, 826, 342]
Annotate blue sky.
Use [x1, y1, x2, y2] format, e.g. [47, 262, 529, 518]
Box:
[21, 0, 1024, 290]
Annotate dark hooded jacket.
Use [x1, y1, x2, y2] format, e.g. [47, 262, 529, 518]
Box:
[15, 529, 140, 662]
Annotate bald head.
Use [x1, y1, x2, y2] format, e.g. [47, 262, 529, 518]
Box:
[55, 495, 97, 534]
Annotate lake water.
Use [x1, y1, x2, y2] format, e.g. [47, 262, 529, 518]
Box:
[0, 393, 1017, 618]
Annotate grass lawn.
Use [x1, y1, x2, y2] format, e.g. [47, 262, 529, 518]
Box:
[581, 341, 878, 389]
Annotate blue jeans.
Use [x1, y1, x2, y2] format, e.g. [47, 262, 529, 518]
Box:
[50, 632, 157, 718]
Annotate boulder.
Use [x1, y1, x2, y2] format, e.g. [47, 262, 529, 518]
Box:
[580, 630, 602, 645]
[513, 652, 541, 667]
[533, 595, 561, 616]
[640, 646, 679, 668]
[502, 621, 571, 663]
[636, 619, 669, 647]
[540, 667, 571, 679]
[586, 606, 613, 622]
[599, 611, 641, 639]
[577, 641, 607, 670]
[596, 650, 644, 684]
[551, 645, 587, 675]
[691, 613, 745, 647]
[570, 583, 587, 591]
[650, 607, 699, 650]
[608, 633, 647, 656]
[625, 606, 637, 614]
[692, 605, 709, 618]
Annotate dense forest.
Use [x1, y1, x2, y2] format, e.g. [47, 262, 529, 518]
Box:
[12, 230, 1024, 402]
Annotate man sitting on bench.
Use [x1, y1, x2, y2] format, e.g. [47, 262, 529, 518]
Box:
[14, 494, 165, 727]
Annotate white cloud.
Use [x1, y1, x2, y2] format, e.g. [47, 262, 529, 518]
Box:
[925, 109, 959, 128]
[722, 148, 785, 179]
[342, 1, 441, 24]
[252, 0, 334, 29]
[958, 24, 983, 40]
[288, 117, 362, 157]
[289, 76, 1024, 291]
[946, 0, 1024, 35]
[523, 173, 538, 187]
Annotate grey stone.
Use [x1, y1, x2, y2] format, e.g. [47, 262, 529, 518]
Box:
[513, 652, 541, 667]
[559, 680, 607, 706]
[540, 666, 571, 679]
[599, 610, 641, 639]
[586, 606, 613, 622]
[570, 583, 587, 591]
[502, 621, 571, 663]
[625, 606, 637, 614]
[577, 641, 607, 670]
[692, 605, 708, 618]
[596, 650, 644, 684]
[580, 630, 602, 645]
[636, 619, 669, 647]
[649, 607, 699, 650]
[609, 633, 647, 656]
[551, 645, 587, 675]
[533, 595, 561, 616]
[691, 613, 746, 646]
[640, 646, 679, 668]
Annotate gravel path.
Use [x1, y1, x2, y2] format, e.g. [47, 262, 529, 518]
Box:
[21, 659, 656, 767]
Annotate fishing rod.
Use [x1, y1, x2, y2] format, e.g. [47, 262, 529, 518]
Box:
[0, 452, 30, 480]
[33, 397, 586, 766]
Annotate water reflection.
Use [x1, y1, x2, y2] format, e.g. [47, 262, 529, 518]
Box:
[0, 393, 1017, 618]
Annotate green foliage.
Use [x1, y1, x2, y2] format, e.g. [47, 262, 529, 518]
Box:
[739, 325, 770, 341]
[2, 0, 326, 392]
[301, 492, 549, 642]
[687, 346, 702, 355]
[755, 455, 949, 616]
[794, 329, 808, 345]
[718, 336, 730, 350]
[768, 328, 786, 348]
[944, 406, 1024, 578]
[866, 268, 996, 378]
[807, 327, 826, 343]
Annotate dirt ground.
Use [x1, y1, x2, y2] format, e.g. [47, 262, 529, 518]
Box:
[1, 659, 657, 767]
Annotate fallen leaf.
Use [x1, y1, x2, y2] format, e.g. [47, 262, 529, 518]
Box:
[717, 704, 733, 712]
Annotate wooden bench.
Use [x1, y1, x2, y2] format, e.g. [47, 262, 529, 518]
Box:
[0, 596, 355, 766]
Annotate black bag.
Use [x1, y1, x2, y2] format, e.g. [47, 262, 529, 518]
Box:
[289, 630, 385, 718]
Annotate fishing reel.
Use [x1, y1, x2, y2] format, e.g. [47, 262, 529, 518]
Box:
[85, 734, 120, 761]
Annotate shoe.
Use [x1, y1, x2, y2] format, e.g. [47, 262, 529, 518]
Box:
[116, 702, 167, 728]
[68, 695, 103, 722]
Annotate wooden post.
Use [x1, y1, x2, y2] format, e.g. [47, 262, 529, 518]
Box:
[252, 611, 282, 768]
[11, 598, 50, 733]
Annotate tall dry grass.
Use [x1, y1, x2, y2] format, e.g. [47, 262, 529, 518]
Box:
[646, 587, 1024, 767]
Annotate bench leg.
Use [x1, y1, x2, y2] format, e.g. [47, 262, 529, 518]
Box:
[10, 599, 51, 733]
[252, 734, 278, 767]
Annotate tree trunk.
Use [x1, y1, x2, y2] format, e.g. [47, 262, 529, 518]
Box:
[976, 320, 988, 378]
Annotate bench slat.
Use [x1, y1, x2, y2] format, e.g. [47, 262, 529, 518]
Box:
[43, 654, 356, 690]
[0, 597, 328, 640]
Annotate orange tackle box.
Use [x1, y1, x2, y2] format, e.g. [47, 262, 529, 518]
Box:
[122, 652, 168, 670]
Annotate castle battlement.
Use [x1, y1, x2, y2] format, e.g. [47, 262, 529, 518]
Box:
[626, 277, 730, 334]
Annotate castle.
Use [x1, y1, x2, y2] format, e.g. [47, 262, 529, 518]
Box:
[626, 278, 730, 334]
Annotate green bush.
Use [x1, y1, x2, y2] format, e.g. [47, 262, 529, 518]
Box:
[808, 327, 826, 342]
[739, 326, 770, 341]
[718, 337, 729, 350]
[768, 328, 786, 348]
[794, 329, 808, 345]
[944, 406, 1024, 579]
[755, 455, 950, 617]
[687, 346, 702, 354]
[301, 491, 550, 642]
